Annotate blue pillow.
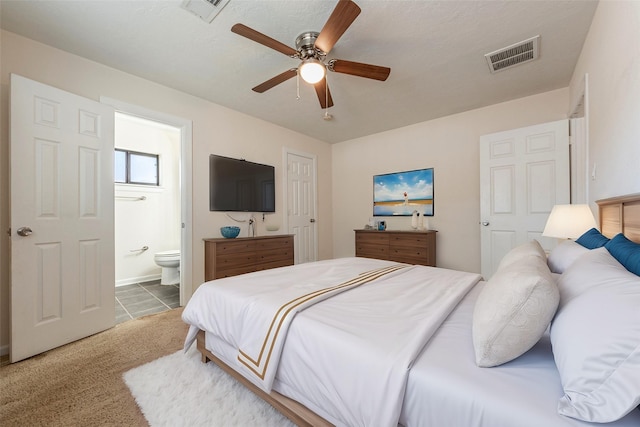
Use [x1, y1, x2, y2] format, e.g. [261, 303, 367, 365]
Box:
[605, 233, 640, 276]
[575, 228, 610, 249]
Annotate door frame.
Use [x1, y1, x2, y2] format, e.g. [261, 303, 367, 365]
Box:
[101, 97, 193, 304]
[569, 73, 589, 204]
[282, 147, 318, 263]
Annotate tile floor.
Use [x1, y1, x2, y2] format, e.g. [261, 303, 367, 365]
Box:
[115, 280, 180, 324]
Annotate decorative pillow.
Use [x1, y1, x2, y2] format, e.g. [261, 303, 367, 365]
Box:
[555, 247, 619, 304]
[473, 253, 558, 367]
[550, 249, 640, 422]
[497, 239, 546, 271]
[604, 233, 640, 276]
[546, 240, 589, 274]
[575, 227, 609, 249]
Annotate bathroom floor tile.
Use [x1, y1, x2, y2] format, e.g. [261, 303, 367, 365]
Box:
[144, 284, 179, 299]
[115, 281, 180, 324]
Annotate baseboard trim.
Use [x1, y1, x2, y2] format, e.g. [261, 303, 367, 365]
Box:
[0, 344, 8, 357]
[116, 274, 161, 287]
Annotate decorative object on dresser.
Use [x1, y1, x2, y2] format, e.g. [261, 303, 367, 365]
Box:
[354, 229, 436, 266]
[220, 226, 241, 239]
[204, 235, 294, 281]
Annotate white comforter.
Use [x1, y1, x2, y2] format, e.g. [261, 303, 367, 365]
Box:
[182, 257, 481, 427]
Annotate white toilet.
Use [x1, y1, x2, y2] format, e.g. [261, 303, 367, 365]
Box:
[154, 250, 180, 285]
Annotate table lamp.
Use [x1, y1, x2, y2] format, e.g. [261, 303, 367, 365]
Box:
[542, 204, 597, 239]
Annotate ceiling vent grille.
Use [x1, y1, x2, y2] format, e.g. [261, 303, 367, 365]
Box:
[485, 35, 540, 73]
[181, 0, 230, 23]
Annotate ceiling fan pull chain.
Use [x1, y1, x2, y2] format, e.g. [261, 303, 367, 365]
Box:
[323, 73, 333, 121]
[325, 74, 328, 112]
[296, 71, 300, 100]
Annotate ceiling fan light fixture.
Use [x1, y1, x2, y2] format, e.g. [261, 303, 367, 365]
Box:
[299, 58, 326, 84]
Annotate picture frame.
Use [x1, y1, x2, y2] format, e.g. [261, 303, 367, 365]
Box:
[373, 167, 434, 217]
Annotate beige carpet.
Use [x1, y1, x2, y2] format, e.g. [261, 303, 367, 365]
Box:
[0, 308, 188, 426]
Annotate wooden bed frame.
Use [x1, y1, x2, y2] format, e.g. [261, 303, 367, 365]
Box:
[194, 193, 640, 427]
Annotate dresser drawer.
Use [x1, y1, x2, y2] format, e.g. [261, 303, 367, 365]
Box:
[389, 247, 429, 265]
[355, 232, 389, 245]
[356, 242, 389, 258]
[215, 252, 257, 269]
[256, 249, 294, 264]
[214, 240, 256, 255]
[389, 234, 431, 248]
[256, 237, 293, 251]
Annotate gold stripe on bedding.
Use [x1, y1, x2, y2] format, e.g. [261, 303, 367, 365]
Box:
[237, 264, 409, 380]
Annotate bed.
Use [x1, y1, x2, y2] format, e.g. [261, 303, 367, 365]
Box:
[182, 193, 640, 427]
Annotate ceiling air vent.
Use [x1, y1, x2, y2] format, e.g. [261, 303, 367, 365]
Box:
[181, 0, 230, 23]
[485, 35, 540, 73]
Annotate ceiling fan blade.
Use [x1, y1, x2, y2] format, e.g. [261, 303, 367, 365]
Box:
[314, 78, 334, 109]
[329, 59, 391, 81]
[231, 23, 298, 57]
[314, 0, 361, 54]
[252, 69, 297, 93]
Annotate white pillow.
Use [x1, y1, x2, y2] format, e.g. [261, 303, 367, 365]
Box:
[551, 248, 640, 422]
[546, 239, 589, 274]
[473, 253, 558, 367]
[497, 239, 546, 271]
[556, 247, 621, 304]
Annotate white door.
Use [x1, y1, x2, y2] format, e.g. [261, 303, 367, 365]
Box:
[480, 120, 569, 279]
[10, 74, 115, 362]
[285, 150, 317, 264]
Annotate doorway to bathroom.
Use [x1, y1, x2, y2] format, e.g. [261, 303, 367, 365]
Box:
[102, 98, 193, 323]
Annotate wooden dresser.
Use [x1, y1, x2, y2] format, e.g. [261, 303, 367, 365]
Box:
[354, 229, 437, 266]
[204, 235, 294, 281]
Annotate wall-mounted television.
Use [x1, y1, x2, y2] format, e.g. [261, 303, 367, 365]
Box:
[373, 167, 434, 216]
[209, 155, 275, 212]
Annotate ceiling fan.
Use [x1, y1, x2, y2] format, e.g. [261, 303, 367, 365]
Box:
[231, 0, 391, 109]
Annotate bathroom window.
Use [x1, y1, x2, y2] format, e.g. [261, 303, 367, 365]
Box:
[115, 149, 159, 186]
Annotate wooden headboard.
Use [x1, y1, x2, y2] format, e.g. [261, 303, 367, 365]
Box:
[596, 193, 640, 243]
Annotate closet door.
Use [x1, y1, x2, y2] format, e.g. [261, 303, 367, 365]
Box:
[479, 120, 569, 279]
[285, 150, 317, 264]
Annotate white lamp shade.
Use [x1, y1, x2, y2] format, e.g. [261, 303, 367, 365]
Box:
[299, 59, 326, 84]
[542, 204, 597, 239]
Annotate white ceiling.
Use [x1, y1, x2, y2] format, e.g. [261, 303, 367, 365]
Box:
[0, 0, 598, 143]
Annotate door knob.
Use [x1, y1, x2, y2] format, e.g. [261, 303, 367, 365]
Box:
[480, 221, 490, 226]
[17, 227, 33, 236]
[310, 218, 316, 223]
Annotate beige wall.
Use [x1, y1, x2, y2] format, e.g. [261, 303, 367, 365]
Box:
[332, 88, 570, 273]
[569, 0, 640, 204]
[0, 30, 333, 353]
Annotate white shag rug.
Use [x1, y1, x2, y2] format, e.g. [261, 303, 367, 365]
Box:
[123, 346, 295, 427]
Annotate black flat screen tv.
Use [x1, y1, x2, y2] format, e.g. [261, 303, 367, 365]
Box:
[209, 155, 275, 212]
